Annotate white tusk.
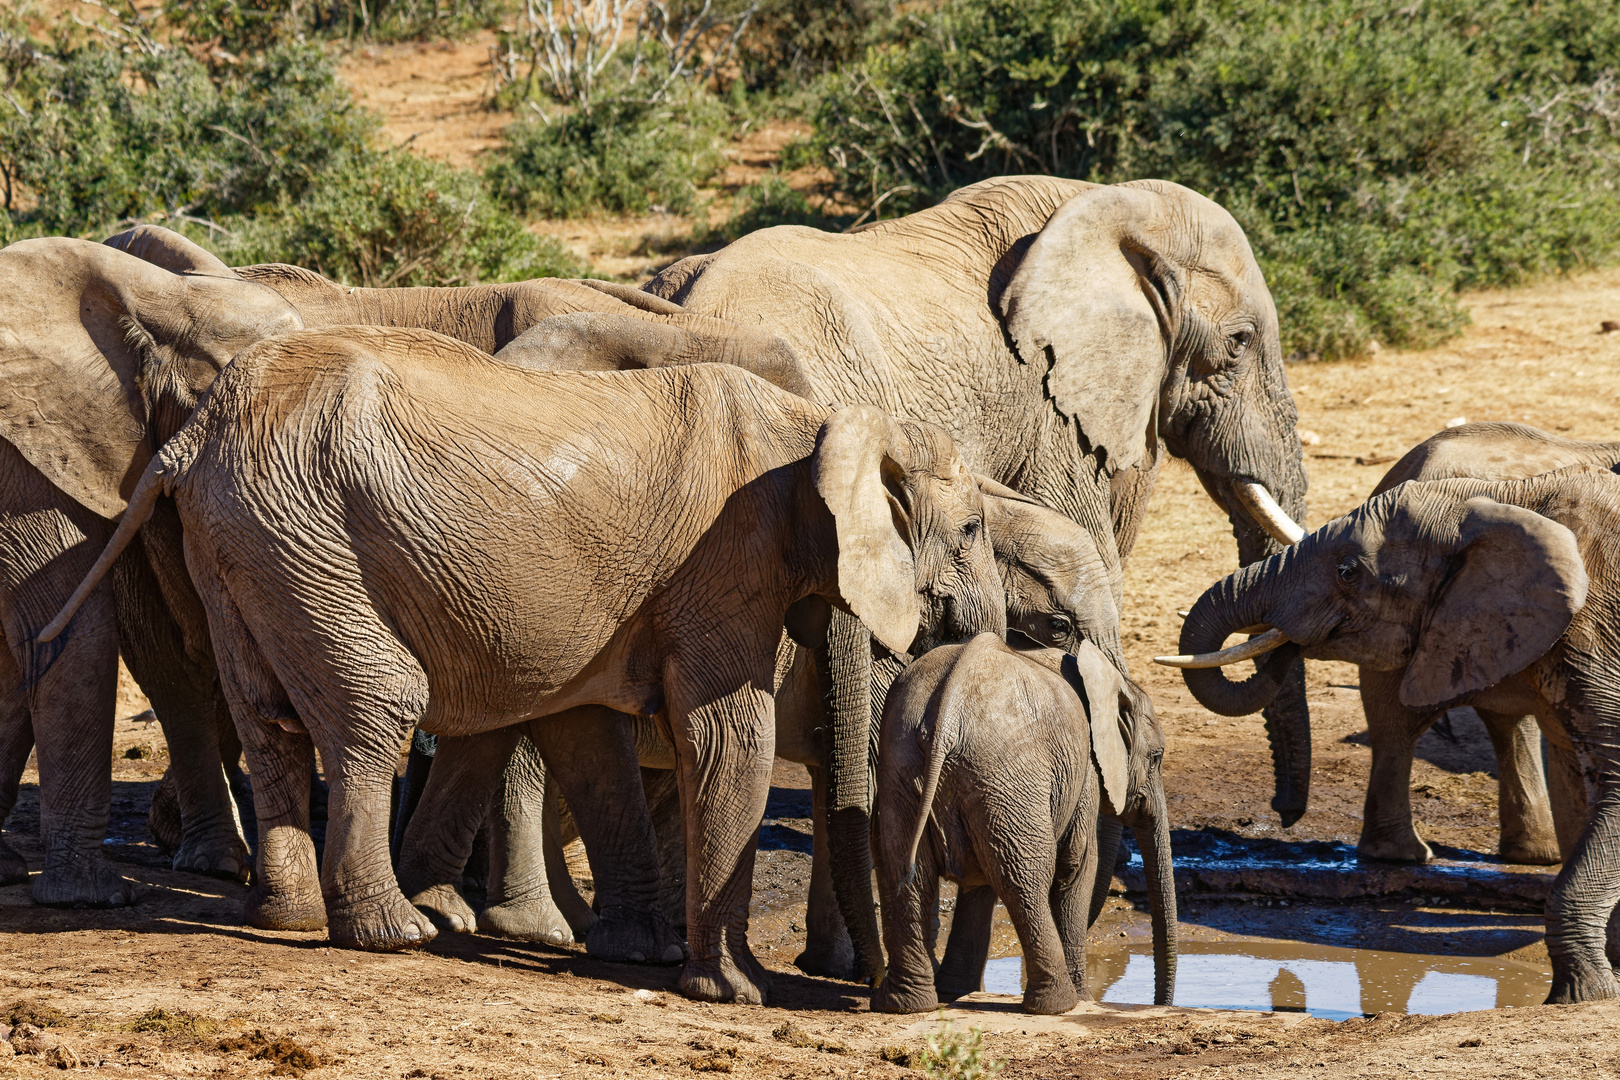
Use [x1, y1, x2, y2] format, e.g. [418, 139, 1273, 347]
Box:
[1154, 627, 1290, 669]
[1234, 482, 1305, 545]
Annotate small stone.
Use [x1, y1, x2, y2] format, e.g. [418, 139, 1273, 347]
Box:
[44, 1043, 80, 1069]
[1600, 320, 1619, 334]
[1296, 428, 1322, 447]
[1366, 339, 1382, 353]
[1445, 416, 1468, 428]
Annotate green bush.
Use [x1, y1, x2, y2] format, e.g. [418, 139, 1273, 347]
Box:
[226, 149, 587, 286]
[718, 172, 830, 239]
[738, 0, 891, 91]
[0, 40, 373, 234]
[812, 0, 1620, 358]
[487, 91, 729, 218]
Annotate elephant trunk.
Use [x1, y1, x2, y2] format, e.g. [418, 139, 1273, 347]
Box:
[1175, 557, 1300, 719]
[823, 610, 886, 985]
[1135, 778, 1177, 1007]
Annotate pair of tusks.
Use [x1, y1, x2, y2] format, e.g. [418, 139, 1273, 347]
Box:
[1153, 482, 1303, 669]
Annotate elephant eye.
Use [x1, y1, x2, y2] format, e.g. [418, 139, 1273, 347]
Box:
[1336, 558, 1360, 584]
[1048, 615, 1072, 636]
[960, 518, 981, 544]
[1227, 329, 1255, 358]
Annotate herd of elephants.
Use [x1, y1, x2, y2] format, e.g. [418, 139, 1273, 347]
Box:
[2, 174, 1619, 1017]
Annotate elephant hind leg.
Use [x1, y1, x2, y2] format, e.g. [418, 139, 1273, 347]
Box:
[985, 848, 1075, 1015]
[1477, 709, 1559, 865]
[871, 851, 942, 1014]
[935, 884, 996, 1000]
[478, 733, 573, 947]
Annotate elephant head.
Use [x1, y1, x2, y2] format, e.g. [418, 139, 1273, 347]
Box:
[999, 178, 1310, 817]
[1162, 479, 1589, 717]
[0, 237, 302, 520]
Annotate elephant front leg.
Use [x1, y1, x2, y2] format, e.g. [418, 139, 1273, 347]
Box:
[668, 680, 775, 1004]
[26, 588, 136, 908]
[795, 764, 859, 980]
[1357, 669, 1434, 863]
[936, 884, 996, 1000]
[529, 707, 680, 964]
[1544, 778, 1620, 1003]
[395, 728, 517, 935]
[1477, 709, 1560, 865]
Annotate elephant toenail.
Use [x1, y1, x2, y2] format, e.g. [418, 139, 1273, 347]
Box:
[662, 944, 685, 963]
[629, 952, 647, 962]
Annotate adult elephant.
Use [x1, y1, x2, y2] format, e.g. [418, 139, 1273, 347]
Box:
[644, 175, 1310, 978]
[1335, 423, 1618, 865]
[1160, 467, 1620, 1002]
[0, 238, 303, 904]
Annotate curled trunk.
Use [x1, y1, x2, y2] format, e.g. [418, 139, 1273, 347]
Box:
[1179, 558, 1299, 719]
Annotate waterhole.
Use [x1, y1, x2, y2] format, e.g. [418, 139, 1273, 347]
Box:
[981, 941, 1551, 1019]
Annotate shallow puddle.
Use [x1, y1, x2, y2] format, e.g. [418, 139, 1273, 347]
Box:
[982, 940, 1551, 1019]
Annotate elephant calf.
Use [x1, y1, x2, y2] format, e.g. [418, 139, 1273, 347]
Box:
[44, 330, 1006, 1005]
[1166, 465, 1620, 1003]
[872, 634, 1176, 1015]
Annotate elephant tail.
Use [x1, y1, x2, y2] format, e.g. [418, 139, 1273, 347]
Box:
[37, 435, 195, 646]
[902, 633, 998, 885]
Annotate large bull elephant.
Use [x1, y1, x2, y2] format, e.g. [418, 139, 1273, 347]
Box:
[644, 175, 1311, 979]
[0, 238, 303, 904]
[1160, 467, 1620, 1003]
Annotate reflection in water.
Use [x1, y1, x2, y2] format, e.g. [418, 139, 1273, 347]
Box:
[981, 941, 1550, 1019]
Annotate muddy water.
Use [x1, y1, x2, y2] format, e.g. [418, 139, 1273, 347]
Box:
[983, 940, 1551, 1018]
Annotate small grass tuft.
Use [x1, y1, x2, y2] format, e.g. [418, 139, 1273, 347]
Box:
[771, 1022, 848, 1054]
[880, 1044, 919, 1067]
[218, 1030, 327, 1077]
[127, 1008, 219, 1038]
[5, 999, 68, 1028]
[916, 1015, 1003, 1080]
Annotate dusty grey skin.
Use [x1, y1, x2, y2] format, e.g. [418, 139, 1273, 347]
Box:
[44, 331, 1006, 1005]
[647, 176, 1311, 977]
[1164, 466, 1620, 1003]
[871, 635, 1174, 1014]
[0, 236, 303, 905]
[399, 483, 1129, 977]
[1348, 423, 1620, 865]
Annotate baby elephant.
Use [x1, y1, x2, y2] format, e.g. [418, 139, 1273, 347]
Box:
[873, 634, 1168, 1015]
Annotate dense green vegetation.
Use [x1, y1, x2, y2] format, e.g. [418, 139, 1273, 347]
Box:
[3, 0, 1617, 354]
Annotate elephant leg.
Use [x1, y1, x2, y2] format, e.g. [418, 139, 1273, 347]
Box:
[1544, 734, 1588, 864]
[112, 547, 248, 883]
[395, 728, 517, 935]
[871, 852, 942, 1014]
[0, 648, 35, 886]
[1544, 778, 1620, 1003]
[479, 734, 572, 946]
[641, 766, 687, 934]
[936, 884, 996, 1000]
[1357, 667, 1434, 863]
[27, 583, 133, 908]
[390, 730, 436, 864]
[541, 782, 596, 940]
[795, 764, 858, 979]
[529, 707, 681, 965]
[983, 836, 1074, 1015]
[1477, 709, 1559, 865]
[667, 678, 775, 1004]
[1054, 821, 1098, 999]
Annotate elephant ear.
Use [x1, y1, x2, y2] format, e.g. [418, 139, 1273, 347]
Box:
[1062, 642, 1130, 817]
[1400, 496, 1589, 711]
[999, 183, 1178, 474]
[812, 405, 919, 656]
[104, 224, 235, 277]
[0, 238, 300, 518]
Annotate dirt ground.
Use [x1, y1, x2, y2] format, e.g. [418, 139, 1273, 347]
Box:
[3, 270, 1617, 1077]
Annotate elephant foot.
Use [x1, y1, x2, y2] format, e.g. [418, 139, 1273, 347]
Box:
[1356, 827, 1433, 864]
[586, 910, 686, 965]
[679, 939, 770, 1005]
[147, 769, 183, 853]
[1022, 980, 1079, 1016]
[793, 934, 861, 982]
[1545, 960, 1620, 1004]
[934, 971, 981, 1002]
[872, 975, 939, 1014]
[1500, 834, 1562, 866]
[244, 880, 327, 932]
[0, 837, 28, 887]
[479, 895, 573, 946]
[410, 883, 478, 934]
[172, 828, 250, 884]
[31, 853, 136, 908]
[328, 889, 438, 952]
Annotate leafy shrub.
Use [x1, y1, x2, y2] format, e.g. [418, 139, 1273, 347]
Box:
[738, 0, 891, 91]
[915, 1017, 1002, 1080]
[718, 172, 829, 239]
[227, 149, 587, 286]
[812, 0, 1620, 358]
[487, 91, 729, 217]
[0, 39, 373, 234]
